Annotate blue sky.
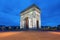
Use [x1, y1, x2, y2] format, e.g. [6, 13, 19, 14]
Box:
[0, 0, 60, 26]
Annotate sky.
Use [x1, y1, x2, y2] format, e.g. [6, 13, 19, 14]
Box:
[0, 0, 60, 26]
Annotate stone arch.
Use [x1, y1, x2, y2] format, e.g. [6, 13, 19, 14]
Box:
[24, 17, 29, 29]
[36, 20, 39, 29]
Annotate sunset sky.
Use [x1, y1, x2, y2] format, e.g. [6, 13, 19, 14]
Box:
[0, 0, 60, 26]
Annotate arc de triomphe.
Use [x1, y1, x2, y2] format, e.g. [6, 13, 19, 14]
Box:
[20, 4, 41, 29]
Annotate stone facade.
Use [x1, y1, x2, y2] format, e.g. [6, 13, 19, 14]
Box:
[20, 4, 41, 29]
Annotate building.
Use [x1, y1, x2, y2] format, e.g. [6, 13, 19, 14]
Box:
[20, 4, 41, 29]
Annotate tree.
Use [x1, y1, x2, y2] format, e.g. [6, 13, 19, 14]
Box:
[57, 25, 60, 30]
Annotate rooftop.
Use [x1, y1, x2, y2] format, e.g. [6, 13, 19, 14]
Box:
[20, 4, 40, 13]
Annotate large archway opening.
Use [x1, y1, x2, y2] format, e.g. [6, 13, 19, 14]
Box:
[36, 20, 39, 29]
[24, 17, 29, 29]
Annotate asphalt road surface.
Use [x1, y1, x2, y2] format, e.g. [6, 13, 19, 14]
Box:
[0, 31, 60, 40]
